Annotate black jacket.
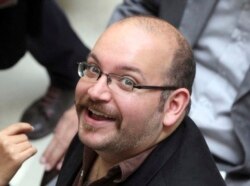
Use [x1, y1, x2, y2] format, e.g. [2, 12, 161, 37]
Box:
[56, 116, 226, 186]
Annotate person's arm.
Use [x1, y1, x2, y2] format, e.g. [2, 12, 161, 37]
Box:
[108, 0, 159, 25]
[0, 123, 37, 186]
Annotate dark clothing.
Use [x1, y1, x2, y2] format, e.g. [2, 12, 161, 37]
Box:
[0, 0, 41, 67]
[57, 116, 226, 186]
[0, 0, 89, 89]
[73, 145, 155, 185]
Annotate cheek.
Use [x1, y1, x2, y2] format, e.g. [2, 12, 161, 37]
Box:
[120, 96, 158, 124]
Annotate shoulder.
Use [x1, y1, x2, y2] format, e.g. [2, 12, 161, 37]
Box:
[152, 116, 226, 185]
[126, 116, 226, 186]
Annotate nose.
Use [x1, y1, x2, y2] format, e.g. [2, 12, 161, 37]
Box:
[87, 75, 112, 101]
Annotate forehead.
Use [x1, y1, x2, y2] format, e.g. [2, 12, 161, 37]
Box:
[91, 23, 176, 80]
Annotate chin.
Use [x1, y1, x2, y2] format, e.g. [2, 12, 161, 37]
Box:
[78, 128, 101, 145]
[82, 138, 107, 151]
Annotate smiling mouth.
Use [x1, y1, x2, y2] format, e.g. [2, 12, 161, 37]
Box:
[88, 108, 116, 121]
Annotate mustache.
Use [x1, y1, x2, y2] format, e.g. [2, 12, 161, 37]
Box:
[75, 97, 119, 118]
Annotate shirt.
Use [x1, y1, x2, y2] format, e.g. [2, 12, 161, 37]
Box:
[73, 146, 155, 186]
[188, 0, 250, 165]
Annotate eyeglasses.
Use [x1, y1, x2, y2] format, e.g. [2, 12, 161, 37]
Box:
[78, 62, 178, 92]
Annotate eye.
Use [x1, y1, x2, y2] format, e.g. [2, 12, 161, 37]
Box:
[89, 65, 101, 74]
[85, 65, 101, 78]
[119, 77, 136, 91]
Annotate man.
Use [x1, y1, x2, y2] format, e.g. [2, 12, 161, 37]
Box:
[56, 16, 225, 185]
[0, 0, 89, 139]
[107, 1, 250, 185]
[0, 123, 37, 185]
[42, 1, 250, 185]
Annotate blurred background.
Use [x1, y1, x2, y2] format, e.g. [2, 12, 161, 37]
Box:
[0, 0, 121, 185]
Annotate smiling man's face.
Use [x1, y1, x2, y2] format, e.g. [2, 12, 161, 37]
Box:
[75, 20, 177, 158]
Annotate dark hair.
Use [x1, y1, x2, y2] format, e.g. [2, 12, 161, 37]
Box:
[160, 35, 195, 113]
[169, 36, 195, 94]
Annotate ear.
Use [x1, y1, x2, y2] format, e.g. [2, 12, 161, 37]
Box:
[163, 88, 190, 127]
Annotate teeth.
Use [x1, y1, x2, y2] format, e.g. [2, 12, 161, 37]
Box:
[89, 108, 112, 119]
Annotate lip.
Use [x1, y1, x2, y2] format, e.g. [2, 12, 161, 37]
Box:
[81, 107, 116, 128]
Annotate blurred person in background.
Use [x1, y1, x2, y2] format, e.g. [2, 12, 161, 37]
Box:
[0, 0, 89, 139]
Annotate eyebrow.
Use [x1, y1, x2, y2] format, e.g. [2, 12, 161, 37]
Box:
[87, 53, 100, 64]
[87, 52, 146, 81]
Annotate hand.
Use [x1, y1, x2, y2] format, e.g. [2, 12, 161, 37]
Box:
[0, 123, 37, 186]
[40, 105, 78, 171]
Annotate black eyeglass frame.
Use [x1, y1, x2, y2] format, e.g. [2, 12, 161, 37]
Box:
[77, 62, 179, 91]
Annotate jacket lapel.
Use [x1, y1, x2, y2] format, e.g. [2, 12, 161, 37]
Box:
[159, 0, 188, 28]
[179, 0, 218, 46]
[158, 0, 218, 46]
[56, 135, 83, 185]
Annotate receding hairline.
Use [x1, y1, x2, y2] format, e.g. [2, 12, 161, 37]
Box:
[111, 16, 186, 44]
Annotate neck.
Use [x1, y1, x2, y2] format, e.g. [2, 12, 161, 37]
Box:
[96, 148, 143, 166]
[88, 155, 113, 182]
[97, 151, 123, 165]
